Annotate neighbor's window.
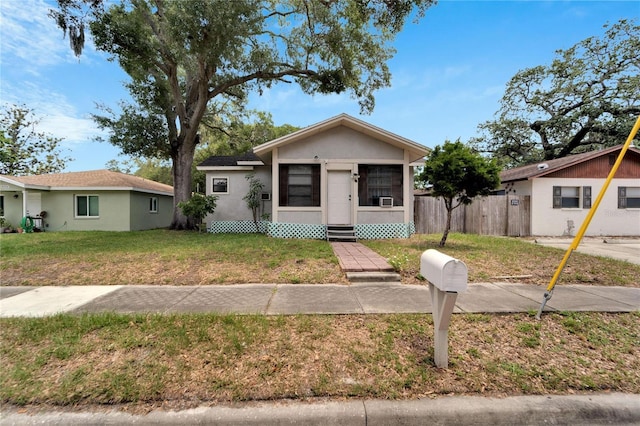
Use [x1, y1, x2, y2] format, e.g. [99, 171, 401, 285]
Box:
[0, 195, 4, 215]
[212, 177, 228, 193]
[618, 187, 640, 208]
[76, 195, 99, 217]
[583, 186, 592, 209]
[553, 186, 580, 209]
[149, 197, 158, 213]
[358, 165, 403, 206]
[279, 164, 320, 207]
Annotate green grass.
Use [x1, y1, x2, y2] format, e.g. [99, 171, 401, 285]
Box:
[2, 312, 639, 408]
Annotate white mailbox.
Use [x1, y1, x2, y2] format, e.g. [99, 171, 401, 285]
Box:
[420, 249, 468, 292]
[420, 249, 468, 368]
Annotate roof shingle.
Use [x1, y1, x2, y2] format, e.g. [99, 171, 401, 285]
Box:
[1, 170, 173, 195]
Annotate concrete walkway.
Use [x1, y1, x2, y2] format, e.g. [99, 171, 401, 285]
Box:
[1, 282, 638, 318]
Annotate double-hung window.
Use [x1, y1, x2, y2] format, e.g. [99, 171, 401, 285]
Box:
[76, 195, 99, 217]
[553, 186, 591, 209]
[618, 187, 640, 208]
[279, 165, 320, 207]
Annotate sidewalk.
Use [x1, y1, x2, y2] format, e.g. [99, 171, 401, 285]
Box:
[1, 282, 638, 318]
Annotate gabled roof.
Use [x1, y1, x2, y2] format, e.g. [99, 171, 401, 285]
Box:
[197, 152, 263, 168]
[0, 170, 174, 196]
[500, 145, 640, 182]
[253, 113, 429, 160]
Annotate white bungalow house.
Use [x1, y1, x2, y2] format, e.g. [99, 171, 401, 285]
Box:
[197, 114, 429, 239]
[0, 170, 174, 232]
[499, 145, 640, 237]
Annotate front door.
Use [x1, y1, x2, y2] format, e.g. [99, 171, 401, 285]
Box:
[327, 170, 351, 224]
[26, 192, 41, 217]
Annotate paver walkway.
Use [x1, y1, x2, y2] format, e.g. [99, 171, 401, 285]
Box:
[330, 242, 394, 272]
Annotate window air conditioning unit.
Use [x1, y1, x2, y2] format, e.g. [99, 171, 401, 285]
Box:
[379, 197, 393, 207]
[260, 192, 271, 201]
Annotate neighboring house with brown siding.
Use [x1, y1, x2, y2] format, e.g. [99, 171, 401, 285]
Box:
[500, 145, 640, 236]
[197, 114, 428, 239]
[0, 170, 174, 232]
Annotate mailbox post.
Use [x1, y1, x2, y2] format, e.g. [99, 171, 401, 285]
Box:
[420, 249, 468, 368]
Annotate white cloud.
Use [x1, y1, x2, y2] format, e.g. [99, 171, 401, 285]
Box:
[0, 0, 77, 73]
[2, 80, 106, 145]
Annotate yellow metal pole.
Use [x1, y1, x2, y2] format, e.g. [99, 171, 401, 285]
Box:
[536, 115, 640, 319]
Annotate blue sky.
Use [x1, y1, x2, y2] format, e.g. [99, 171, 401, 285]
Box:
[1, 0, 638, 172]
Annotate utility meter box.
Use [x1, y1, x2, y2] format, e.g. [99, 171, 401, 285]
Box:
[420, 249, 468, 292]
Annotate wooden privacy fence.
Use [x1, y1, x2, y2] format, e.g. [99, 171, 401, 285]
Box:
[414, 195, 531, 236]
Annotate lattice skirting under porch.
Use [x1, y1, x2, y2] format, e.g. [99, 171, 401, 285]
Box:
[209, 221, 415, 240]
[355, 222, 415, 239]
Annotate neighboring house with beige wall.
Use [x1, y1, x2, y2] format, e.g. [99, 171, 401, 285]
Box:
[0, 170, 174, 232]
[197, 114, 428, 239]
[500, 145, 640, 237]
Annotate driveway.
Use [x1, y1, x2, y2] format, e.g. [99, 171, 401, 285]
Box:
[533, 237, 640, 265]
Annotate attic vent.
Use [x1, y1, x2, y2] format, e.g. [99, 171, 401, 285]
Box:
[537, 163, 549, 170]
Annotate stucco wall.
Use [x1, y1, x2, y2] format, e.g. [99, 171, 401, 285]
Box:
[129, 192, 173, 230]
[278, 126, 404, 161]
[277, 210, 323, 224]
[205, 168, 272, 225]
[1, 188, 174, 232]
[357, 210, 405, 224]
[531, 177, 640, 236]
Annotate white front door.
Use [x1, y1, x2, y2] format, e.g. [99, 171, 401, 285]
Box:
[327, 170, 352, 224]
[26, 193, 41, 217]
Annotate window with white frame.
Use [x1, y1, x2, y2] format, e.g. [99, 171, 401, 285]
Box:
[618, 187, 640, 208]
[149, 196, 158, 213]
[553, 186, 591, 209]
[76, 195, 99, 217]
[212, 177, 229, 194]
[358, 165, 403, 207]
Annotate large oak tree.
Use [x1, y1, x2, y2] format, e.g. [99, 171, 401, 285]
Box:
[51, 0, 433, 229]
[472, 19, 639, 168]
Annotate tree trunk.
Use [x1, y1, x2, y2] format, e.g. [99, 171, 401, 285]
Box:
[440, 197, 453, 247]
[170, 136, 198, 230]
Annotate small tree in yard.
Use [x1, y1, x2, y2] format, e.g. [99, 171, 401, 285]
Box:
[418, 140, 501, 247]
[243, 173, 265, 232]
[177, 194, 217, 231]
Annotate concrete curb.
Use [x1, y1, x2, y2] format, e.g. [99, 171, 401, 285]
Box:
[2, 393, 639, 425]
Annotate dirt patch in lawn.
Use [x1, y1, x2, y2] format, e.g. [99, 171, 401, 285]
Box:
[0, 254, 347, 286]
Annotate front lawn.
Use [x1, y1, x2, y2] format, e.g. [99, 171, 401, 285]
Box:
[1, 230, 638, 286]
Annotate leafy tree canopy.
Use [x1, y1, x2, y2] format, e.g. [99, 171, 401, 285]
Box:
[0, 104, 72, 176]
[472, 19, 640, 168]
[51, 0, 433, 229]
[418, 140, 500, 246]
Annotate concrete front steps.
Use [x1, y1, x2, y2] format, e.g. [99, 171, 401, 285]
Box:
[346, 271, 401, 283]
[326, 225, 357, 242]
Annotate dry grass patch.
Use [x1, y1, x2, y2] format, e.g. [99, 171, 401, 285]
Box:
[1, 231, 637, 287]
[365, 234, 640, 287]
[1, 312, 638, 411]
